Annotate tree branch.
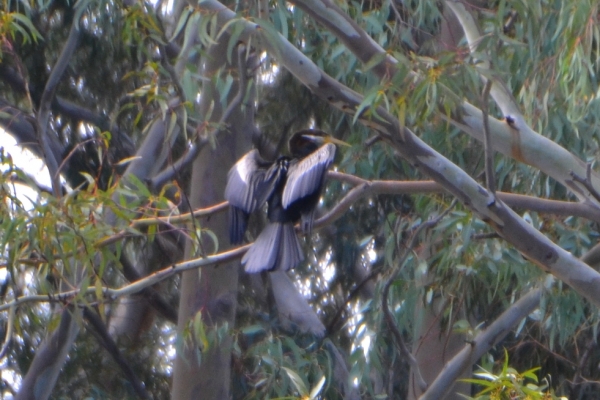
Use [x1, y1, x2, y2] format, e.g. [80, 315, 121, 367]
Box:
[0, 100, 64, 163]
[444, 0, 600, 204]
[481, 79, 496, 193]
[0, 304, 15, 360]
[16, 307, 81, 400]
[93, 201, 228, 249]
[320, 172, 600, 226]
[0, 64, 135, 161]
[0, 245, 249, 313]
[201, 0, 600, 308]
[325, 266, 381, 335]
[420, 287, 543, 400]
[149, 44, 252, 191]
[37, 17, 81, 197]
[83, 308, 151, 400]
[291, 0, 600, 206]
[4, 170, 594, 313]
[96, 173, 600, 258]
[118, 255, 178, 324]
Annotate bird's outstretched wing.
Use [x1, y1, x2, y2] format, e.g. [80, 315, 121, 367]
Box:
[226, 150, 263, 212]
[225, 150, 283, 244]
[225, 150, 282, 211]
[282, 143, 336, 209]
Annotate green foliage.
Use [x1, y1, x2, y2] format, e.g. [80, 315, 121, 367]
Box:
[0, 146, 185, 289]
[4, 0, 600, 398]
[232, 329, 333, 400]
[463, 350, 566, 400]
[0, 149, 181, 397]
[0, 3, 42, 55]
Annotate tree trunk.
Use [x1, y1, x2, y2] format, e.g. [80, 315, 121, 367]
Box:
[171, 38, 255, 399]
[408, 293, 470, 399]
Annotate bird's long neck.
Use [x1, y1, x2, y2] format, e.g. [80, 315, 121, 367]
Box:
[290, 143, 319, 159]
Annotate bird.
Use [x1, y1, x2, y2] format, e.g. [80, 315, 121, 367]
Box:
[224, 129, 348, 273]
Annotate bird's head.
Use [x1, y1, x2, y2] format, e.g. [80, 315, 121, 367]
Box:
[288, 129, 349, 158]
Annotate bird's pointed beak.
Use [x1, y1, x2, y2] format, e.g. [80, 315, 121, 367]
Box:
[324, 136, 351, 147]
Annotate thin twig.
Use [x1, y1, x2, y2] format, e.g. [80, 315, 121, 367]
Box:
[481, 79, 496, 194]
[92, 201, 227, 250]
[55, 138, 100, 179]
[0, 245, 250, 313]
[0, 304, 15, 359]
[471, 232, 500, 240]
[160, 43, 187, 103]
[570, 165, 600, 203]
[503, 10, 518, 34]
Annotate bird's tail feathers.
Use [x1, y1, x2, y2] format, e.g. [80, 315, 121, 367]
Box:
[242, 223, 303, 273]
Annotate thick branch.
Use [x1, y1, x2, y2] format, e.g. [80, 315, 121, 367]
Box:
[37, 18, 81, 196]
[320, 173, 600, 225]
[292, 0, 600, 206]
[16, 307, 81, 400]
[0, 65, 134, 160]
[199, 0, 600, 307]
[0, 100, 64, 163]
[444, 0, 600, 204]
[289, 0, 397, 78]
[420, 288, 543, 400]
[53, 97, 135, 157]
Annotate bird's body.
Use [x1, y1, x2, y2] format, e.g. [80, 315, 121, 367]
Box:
[225, 130, 344, 272]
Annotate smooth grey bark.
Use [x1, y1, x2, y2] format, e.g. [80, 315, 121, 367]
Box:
[420, 288, 543, 400]
[171, 37, 252, 399]
[197, 5, 600, 398]
[37, 17, 81, 196]
[408, 297, 469, 400]
[0, 101, 64, 164]
[16, 308, 80, 400]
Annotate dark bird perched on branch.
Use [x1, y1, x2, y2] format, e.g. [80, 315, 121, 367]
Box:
[225, 129, 348, 273]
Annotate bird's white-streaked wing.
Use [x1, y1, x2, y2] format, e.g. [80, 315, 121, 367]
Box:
[225, 150, 259, 212]
[225, 150, 280, 213]
[282, 143, 336, 208]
